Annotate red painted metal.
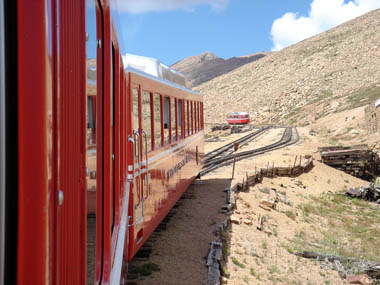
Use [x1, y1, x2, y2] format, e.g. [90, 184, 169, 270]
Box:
[56, 0, 86, 284]
[17, 1, 51, 283]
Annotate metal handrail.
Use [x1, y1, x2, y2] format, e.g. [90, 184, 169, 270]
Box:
[133, 130, 141, 205]
[127, 135, 135, 182]
[141, 130, 149, 199]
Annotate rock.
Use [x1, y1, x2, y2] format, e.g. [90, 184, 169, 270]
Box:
[260, 199, 276, 209]
[257, 215, 267, 231]
[230, 215, 241, 225]
[346, 274, 370, 284]
[243, 219, 252, 225]
[244, 239, 259, 257]
[260, 187, 271, 194]
[221, 204, 233, 211]
[308, 242, 323, 249]
[259, 204, 272, 211]
[221, 276, 228, 284]
[207, 242, 223, 285]
[205, 137, 220, 142]
[333, 260, 346, 278]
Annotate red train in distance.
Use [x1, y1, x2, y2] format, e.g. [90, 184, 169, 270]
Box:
[0, 1, 203, 284]
[227, 112, 250, 124]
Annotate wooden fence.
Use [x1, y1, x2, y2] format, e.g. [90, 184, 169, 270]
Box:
[232, 155, 314, 191]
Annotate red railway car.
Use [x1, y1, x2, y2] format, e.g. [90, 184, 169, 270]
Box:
[0, 1, 204, 284]
[227, 112, 250, 124]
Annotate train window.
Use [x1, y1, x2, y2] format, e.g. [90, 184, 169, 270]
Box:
[191, 101, 194, 134]
[193, 102, 196, 133]
[178, 99, 183, 139]
[85, 0, 97, 283]
[183, 100, 189, 138]
[193, 101, 196, 133]
[171, 97, 176, 142]
[187, 100, 190, 136]
[132, 88, 139, 131]
[199, 103, 202, 129]
[142, 91, 152, 152]
[197, 102, 201, 132]
[163, 96, 170, 145]
[201, 103, 204, 129]
[153, 94, 162, 148]
[196, 102, 198, 131]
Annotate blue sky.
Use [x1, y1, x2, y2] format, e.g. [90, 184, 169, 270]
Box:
[115, 0, 380, 65]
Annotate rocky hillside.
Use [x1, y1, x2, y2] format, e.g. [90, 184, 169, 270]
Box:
[195, 9, 380, 126]
[171, 51, 266, 88]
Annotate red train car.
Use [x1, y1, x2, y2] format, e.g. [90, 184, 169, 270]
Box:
[0, 1, 204, 284]
[227, 112, 250, 124]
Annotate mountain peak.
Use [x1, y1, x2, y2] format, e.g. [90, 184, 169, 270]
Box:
[171, 51, 266, 88]
[199, 51, 218, 62]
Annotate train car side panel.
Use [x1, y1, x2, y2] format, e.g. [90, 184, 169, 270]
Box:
[17, 1, 51, 283]
[56, 0, 87, 283]
[126, 71, 204, 259]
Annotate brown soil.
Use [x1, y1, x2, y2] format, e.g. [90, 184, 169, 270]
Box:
[134, 127, 372, 285]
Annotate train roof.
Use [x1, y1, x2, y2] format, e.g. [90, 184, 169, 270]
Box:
[125, 66, 201, 97]
[228, 112, 249, 116]
[123, 53, 186, 87]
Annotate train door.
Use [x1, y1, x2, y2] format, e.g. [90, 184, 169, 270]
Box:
[132, 86, 144, 245]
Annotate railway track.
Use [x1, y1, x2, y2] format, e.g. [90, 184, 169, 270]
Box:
[205, 127, 270, 165]
[201, 127, 299, 176]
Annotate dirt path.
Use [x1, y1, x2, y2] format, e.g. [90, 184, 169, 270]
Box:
[137, 178, 231, 285]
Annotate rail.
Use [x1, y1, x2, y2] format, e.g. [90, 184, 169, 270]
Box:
[201, 127, 299, 176]
[205, 127, 269, 164]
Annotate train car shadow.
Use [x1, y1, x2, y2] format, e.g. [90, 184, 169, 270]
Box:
[129, 178, 233, 284]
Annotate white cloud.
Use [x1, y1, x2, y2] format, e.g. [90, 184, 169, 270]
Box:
[271, 0, 380, 51]
[115, 0, 229, 14]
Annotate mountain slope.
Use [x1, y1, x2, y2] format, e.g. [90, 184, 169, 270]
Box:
[171, 51, 266, 88]
[195, 9, 380, 126]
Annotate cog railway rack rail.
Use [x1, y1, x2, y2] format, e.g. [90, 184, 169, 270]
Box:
[201, 127, 299, 176]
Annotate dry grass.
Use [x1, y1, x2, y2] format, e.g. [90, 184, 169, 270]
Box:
[292, 193, 380, 262]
